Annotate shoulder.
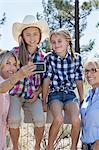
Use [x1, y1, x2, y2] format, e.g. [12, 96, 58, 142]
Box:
[74, 52, 82, 61]
[11, 47, 19, 57]
[0, 76, 4, 83]
[45, 52, 54, 59]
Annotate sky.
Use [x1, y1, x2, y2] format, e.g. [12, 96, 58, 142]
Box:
[0, 0, 99, 55]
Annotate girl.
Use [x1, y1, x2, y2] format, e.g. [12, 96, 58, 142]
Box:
[43, 28, 84, 150]
[0, 50, 35, 150]
[8, 15, 49, 150]
[81, 58, 99, 150]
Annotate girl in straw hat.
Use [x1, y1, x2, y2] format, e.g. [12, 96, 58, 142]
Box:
[8, 15, 49, 150]
[0, 50, 36, 150]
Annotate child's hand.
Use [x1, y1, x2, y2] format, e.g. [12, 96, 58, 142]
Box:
[27, 91, 38, 103]
[42, 101, 47, 112]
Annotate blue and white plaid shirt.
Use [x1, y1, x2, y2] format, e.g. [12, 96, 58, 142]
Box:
[44, 51, 83, 92]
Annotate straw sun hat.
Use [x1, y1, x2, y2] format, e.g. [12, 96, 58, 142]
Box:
[12, 15, 49, 42]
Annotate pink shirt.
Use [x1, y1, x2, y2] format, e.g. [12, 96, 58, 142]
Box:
[0, 76, 10, 150]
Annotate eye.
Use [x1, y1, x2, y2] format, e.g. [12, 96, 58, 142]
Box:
[58, 40, 62, 43]
[84, 68, 97, 74]
[26, 34, 31, 36]
[51, 41, 56, 44]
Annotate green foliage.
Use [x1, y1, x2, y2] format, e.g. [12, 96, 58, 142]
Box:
[81, 39, 95, 52]
[0, 13, 6, 38]
[40, 0, 99, 53]
[0, 13, 6, 25]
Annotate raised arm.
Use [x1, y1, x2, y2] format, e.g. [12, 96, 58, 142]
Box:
[0, 62, 36, 93]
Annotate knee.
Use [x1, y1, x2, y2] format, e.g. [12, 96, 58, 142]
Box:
[54, 115, 64, 125]
[33, 116, 45, 128]
[8, 117, 21, 128]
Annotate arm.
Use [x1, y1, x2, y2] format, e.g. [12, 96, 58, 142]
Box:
[75, 54, 84, 103]
[42, 78, 50, 112]
[76, 80, 84, 103]
[0, 62, 36, 93]
[42, 78, 50, 103]
[27, 86, 42, 103]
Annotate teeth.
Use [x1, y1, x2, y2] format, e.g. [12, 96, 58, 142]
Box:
[8, 71, 14, 74]
[30, 41, 35, 43]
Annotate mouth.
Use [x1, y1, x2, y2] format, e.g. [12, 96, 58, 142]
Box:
[8, 71, 14, 75]
[30, 41, 35, 44]
[88, 77, 95, 82]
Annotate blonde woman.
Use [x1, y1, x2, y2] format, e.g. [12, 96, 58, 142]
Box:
[0, 50, 35, 150]
[43, 28, 84, 150]
[81, 58, 99, 150]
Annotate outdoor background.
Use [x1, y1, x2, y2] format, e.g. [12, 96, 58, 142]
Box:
[0, 0, 99, 57]
[0, 0, 99, 149]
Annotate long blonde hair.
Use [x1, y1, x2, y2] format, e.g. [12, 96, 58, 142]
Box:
[50, 28, 75, 61]
[0, 50, 19, 71]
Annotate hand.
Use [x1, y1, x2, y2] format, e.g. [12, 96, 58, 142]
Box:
[27, 92, 38, 103]
[18, 62, 36, 78]
[42, 101, 47, 112]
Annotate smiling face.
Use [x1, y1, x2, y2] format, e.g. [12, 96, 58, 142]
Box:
[22, 27, 41, 49]
[84, 60, 99, 89]
[50, 33, 69, 58]
[1, 54, 17, 79]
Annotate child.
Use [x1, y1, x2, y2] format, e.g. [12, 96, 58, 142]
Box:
[43, 28, 84, 150]
[0, 50, 36, 150]
[8, 15, 49, 150]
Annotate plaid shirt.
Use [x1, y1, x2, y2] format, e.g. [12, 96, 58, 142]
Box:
[44, 51, 83, 92]
[9, 47, 44, 99]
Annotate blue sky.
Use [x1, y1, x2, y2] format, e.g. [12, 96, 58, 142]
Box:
[0, 0, 99, 55]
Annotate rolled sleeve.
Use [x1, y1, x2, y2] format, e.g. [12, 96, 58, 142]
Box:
[75, 54, 84, 81]
[44, 55, 52, 79]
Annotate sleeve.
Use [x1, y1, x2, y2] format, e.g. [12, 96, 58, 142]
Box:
[75, 54, 84, 81]
[11, 47, 19, 58]
[0, 77, 4, 115]
[44, 54, 53, 79]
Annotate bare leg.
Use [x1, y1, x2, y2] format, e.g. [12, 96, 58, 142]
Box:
[9, 128, 20, 150]
[64, 102, 81, 150]
[47, 101, 63, 150]
[93, 140, 99, 150]
[34, 126, 44, 150]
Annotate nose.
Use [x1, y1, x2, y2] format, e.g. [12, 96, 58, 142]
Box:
[10, 64, 17, 72]
[30, 34, 35, 40]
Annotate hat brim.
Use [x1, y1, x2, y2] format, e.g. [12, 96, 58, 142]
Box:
[12, 19, 49, 42]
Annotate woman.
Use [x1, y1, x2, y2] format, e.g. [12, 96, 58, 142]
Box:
[0, 50, 35, 150]
[81, 58, 99, 150]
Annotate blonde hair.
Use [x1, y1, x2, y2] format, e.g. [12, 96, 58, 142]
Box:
[50, 28, 75, 61]
[84, 57, 99, 69]
[0, 50, 19, 71]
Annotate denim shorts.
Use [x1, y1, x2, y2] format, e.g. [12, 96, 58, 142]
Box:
[48, 91, 78, 105]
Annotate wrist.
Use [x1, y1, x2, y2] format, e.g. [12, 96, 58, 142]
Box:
[80, 99, 84, 104]
[80, 100, 84, 107]
[42, 100, 46, 104]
